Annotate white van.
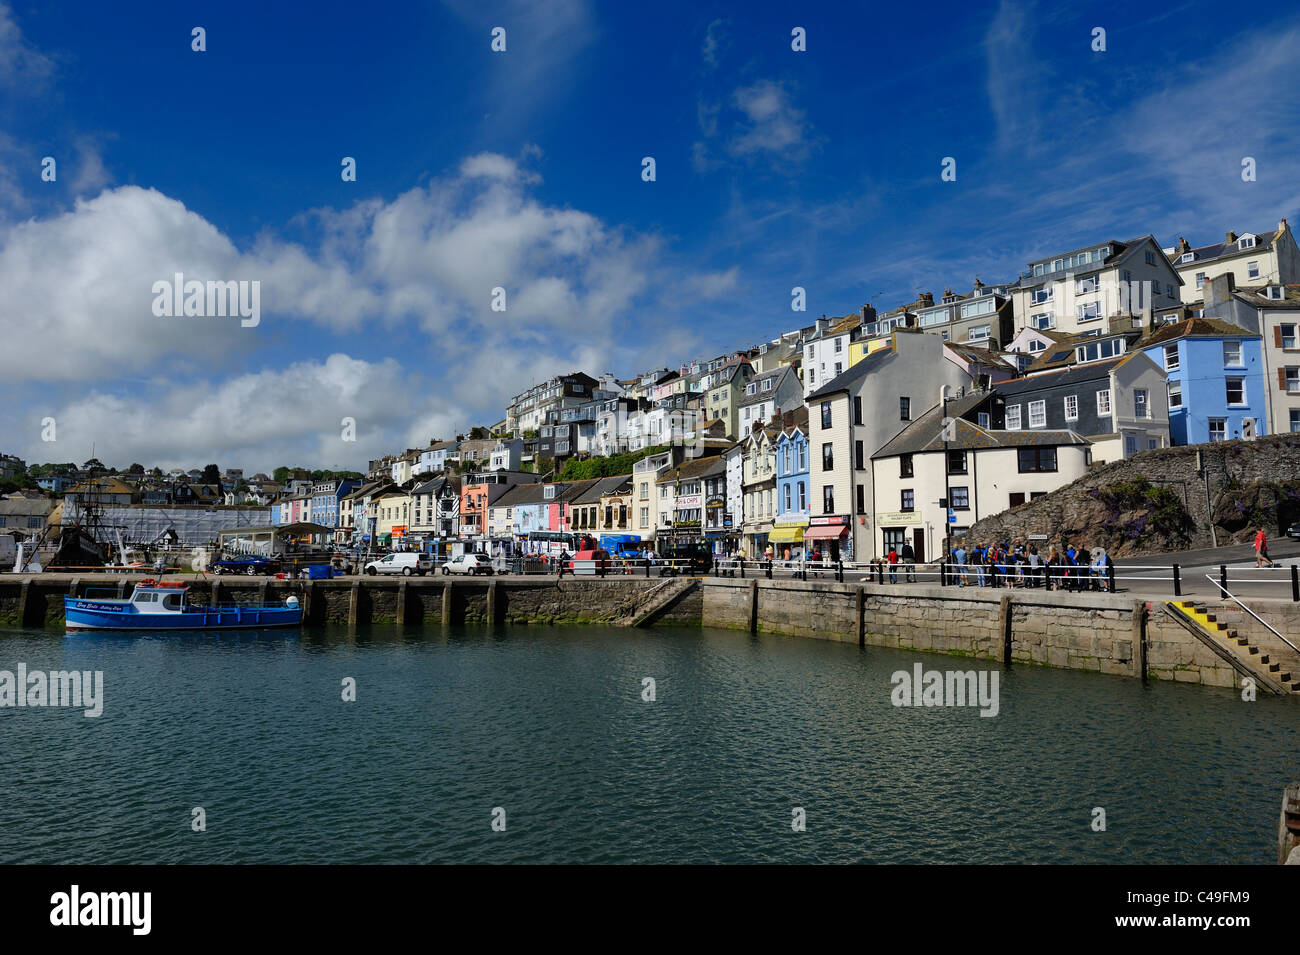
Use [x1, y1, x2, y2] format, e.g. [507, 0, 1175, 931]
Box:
[364, 552, 433, 576]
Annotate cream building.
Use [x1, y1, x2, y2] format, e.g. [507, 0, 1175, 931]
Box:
[1010, 235, 1182, 337]
[1166, 220, 1299, 305]
[807, 330, 973, 563]
[871, 397, 1091, 561]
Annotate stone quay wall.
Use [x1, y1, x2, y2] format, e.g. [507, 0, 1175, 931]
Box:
[698, 577, 1241, 690]
[0, 574, 1251, 691]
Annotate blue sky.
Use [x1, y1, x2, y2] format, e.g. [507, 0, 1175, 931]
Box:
[1, 0, 1298, 472]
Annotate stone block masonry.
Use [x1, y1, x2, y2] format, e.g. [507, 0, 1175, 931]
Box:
[698, 578, 1244, 691]
[1, 574, 1251, 693]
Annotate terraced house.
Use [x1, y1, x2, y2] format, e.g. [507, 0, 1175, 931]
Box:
[1010, 235, 1182, 337]
[1140, 318, 1265, 445]
[701, 357, 753, 439]
[1166, 220, 1299, 304]
[871, 393, 1091, 559]
[807, 331, 972, 562]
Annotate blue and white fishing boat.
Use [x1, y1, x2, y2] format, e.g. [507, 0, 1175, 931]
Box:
[64, 579, 302, 632]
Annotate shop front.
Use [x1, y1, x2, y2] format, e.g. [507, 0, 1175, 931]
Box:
[803, 515, 850, 562]
[768, 521, 807, 561]
[875, 510, 926, 563]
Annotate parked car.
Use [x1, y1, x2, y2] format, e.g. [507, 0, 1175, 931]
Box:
[441, 553, 494, 576]
[657, 544, 713, 576]
[364, 552, 433, 576]
[567, 548, 613, 575]
[1288, 523, 1300, 541]
[212, 555, 280, 576]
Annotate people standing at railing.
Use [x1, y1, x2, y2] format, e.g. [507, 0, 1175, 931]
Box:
[887, 544, 899, 584]
[900, 540, 915, 583]
[978, 543, 989, 586]
[1091, 546, 1112, 591]
[1024, 545, 1038, 587]
[953, 541, 968, 586]
[1255, 528, 1276, 568]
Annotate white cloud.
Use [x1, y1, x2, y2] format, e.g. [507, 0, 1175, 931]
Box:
[17, 354, 452, 473]
[702, 18, 728, 69]
[0, 1, 52, 89]
[69, 139, 110, 196]
[728, 81, 812, 161]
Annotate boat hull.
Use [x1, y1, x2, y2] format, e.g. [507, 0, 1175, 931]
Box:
[63, 597, 302, 632]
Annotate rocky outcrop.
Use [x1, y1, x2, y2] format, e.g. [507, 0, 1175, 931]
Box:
[967, 435, 1300, 556]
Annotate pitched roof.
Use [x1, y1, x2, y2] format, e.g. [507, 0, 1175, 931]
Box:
[572, 474, 633, 503]
[806, 345, 896, 400]
[1138, 317, 1260, 347]
[1175, 227, 1282, 265]
[874, 393, 1086, 458]
[994, 357, 1125, 394]
[1230, 283, 1300, 309]
[492, 483, 548, 508]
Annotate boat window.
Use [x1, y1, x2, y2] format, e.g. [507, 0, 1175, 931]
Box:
[163, 594, 182, 610]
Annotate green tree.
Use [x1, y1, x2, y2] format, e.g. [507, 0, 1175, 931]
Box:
[272, 466, 291, 484]
[201, 464, 222, 486]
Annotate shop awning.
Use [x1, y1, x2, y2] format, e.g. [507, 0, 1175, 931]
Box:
[769, 525, 806, 543]
[804, 524, 848, 541]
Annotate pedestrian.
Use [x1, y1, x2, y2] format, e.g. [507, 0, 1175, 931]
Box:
[557, 548, 570, 578]
[1255, 527, 1275, 568]
[900, 540, 916, 583]
[954, 541, 968, 586]
[887, 544, 899, 584]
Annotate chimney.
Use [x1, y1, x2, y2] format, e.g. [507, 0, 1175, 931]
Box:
[1225, 230, 1238, 244]
[860, 303, 876, 323]
[1204, 273, 1235, 308]
[919, 291, 934, 307]
[1175, 237, 1190, 254]
[972, 277, 984, 293]
[1280, 218, 1290, 235]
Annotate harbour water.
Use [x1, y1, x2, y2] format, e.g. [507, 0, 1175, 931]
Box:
[0, 623, 1292, 864]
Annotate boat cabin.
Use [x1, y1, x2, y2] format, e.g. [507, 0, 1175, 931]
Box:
[131, 580, 189, 613]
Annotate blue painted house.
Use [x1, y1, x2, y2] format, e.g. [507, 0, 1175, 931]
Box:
[1142, 318, 1267, 445]
[771, 419, 810, 557]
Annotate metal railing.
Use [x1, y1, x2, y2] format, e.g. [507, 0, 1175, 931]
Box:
[1202, 573, 1300, 656]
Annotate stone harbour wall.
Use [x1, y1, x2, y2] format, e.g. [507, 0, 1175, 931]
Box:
[698, 578, 1241, 690]
[0, 573, 1250, 692]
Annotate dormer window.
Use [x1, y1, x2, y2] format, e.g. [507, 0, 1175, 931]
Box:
[544, 486, 556, 499]
[1239, 235, 1256, 250]
[1267, 285, 1285, 300]
[1179, 252, 1194, 263]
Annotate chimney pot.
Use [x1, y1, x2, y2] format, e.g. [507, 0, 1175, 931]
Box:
[1225, 230, 1238, 244]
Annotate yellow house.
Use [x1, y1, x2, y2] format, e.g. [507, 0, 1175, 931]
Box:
[848, 336, 892, 367]
[371, 487, 411, 546]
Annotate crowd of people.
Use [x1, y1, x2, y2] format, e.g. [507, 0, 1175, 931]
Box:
[863, 538, 1115, 590]
[939, 538, 1114, 591]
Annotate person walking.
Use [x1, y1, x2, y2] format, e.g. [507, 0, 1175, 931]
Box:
[900, 540, 916, 583]
[1255, 527, 1275, 568]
